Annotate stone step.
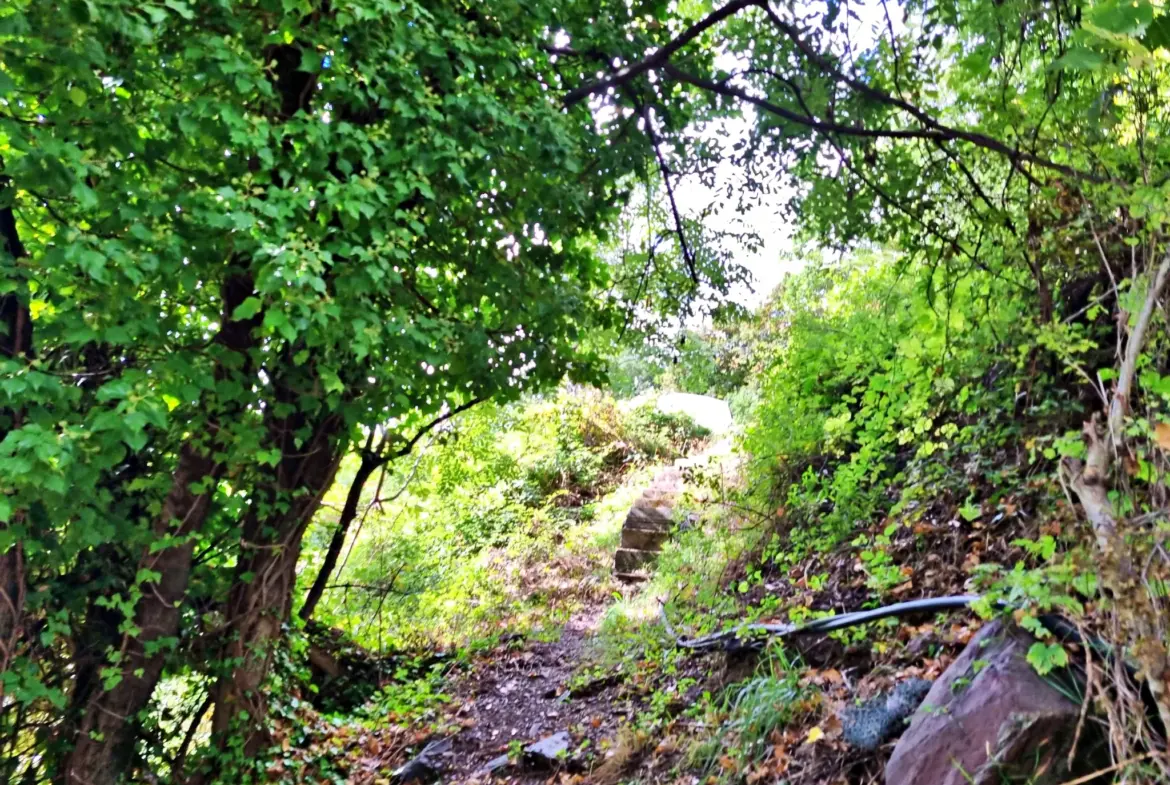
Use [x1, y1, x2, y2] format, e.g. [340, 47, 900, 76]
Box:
[641, 487, 680, 504]
[624, 503, 672, 529]
[614, 548, 657, 574]
[651, 467, 682, 484]
[620, 527, 671, 550]
[649, 476, 682, 489]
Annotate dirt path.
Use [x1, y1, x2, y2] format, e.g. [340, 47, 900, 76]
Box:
[440, 605, 634, 783]
[386, 438, 742, 783]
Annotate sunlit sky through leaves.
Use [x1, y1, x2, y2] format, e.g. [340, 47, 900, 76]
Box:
[672, 0, 904, 309]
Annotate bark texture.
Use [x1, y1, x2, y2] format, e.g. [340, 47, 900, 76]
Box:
[210, 412, 344, 755]
[0, 191, 31, 682]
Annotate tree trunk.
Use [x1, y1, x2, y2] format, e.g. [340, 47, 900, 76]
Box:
[1065, 250, 1170, 743]
[0, 189, 31, 677]
[59, 270, 260, 785]
[298, 397, 481, 623]
[299, 455, 378, 622]
[62, 446, 219, 785]
[210, 414, 344, 755]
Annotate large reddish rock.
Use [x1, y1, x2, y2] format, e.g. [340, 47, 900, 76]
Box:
[886, 620, 1085, 785]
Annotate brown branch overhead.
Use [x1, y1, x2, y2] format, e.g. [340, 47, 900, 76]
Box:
[753, 5, 1102, 184]
[562, 0, 759, 106]
[636, 101, 700, 287]
[662, 63, 953, 141]
[563, 0, 1103, 184]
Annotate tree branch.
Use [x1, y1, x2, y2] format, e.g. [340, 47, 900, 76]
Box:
[562, 0, 760, 106]
[299, 397, 484, 620]
[755, 3, 1102, 184]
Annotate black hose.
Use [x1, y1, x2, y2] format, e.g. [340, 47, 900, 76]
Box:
[661, 594, 986, 651]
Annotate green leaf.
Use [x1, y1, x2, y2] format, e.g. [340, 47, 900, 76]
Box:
[958, 502, 981, 522]
[1026, 642, 1069, 676]
[263, 310, 298, 342]
[1087, 0, 1155, 36]
[257, 449, 282, 467]
[1049, 46, 1106, 71]
[232, 296, 263, 321]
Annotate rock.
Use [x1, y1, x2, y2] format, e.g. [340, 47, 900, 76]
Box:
[524, 731, 571, 766]
[840, 678, 933, 751]
[475, 754, 511, 776]
[886, 620, 1083, 785]
[616, 465, 685, 578]
[614, 548, 657, 574]
[391, 737, 453, 784]
[473, 732, 573, 777]
[619, 526, 671, 550]
[624, 503, 673, 530]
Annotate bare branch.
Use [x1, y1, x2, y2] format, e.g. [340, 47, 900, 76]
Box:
[562, 0, 760, 106]
[1108, 251, 1170, 444]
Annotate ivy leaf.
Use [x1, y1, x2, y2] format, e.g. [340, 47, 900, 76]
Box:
[958, 502, 981, 522]
[257, 449, 282, 467]
[1026, 642, 1069, 676]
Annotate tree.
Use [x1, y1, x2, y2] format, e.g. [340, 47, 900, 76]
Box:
[0, 0, 704, 780]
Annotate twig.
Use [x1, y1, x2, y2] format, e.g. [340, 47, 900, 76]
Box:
[1068, 620, 1095, 769]
[1055, 753, 1154, 785]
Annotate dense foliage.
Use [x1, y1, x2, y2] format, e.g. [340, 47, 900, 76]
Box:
[0, 0, 709, 780]
[301, 389, 706, 650]
[4, 0, 1170, 783]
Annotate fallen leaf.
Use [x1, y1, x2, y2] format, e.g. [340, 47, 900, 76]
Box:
[805, 726, 824, 744]
[891, 580, 914, 596]
[746, 765, 770, 784]
[1156, 422, 1170, 452]
[655, 739, 678, 755]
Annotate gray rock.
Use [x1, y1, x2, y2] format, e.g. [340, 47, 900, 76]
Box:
[624, 503, 673, 530]
[391, 737, 452, 784]
[524, 730, 571, 766]
[476, 754, 510, 776]
[886, 620, 1083, 785]
[620, 527, 671, 550]
[474, 732, 572, 777]
[840, 678, 933, 751]
[614, 548, 657, 574]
